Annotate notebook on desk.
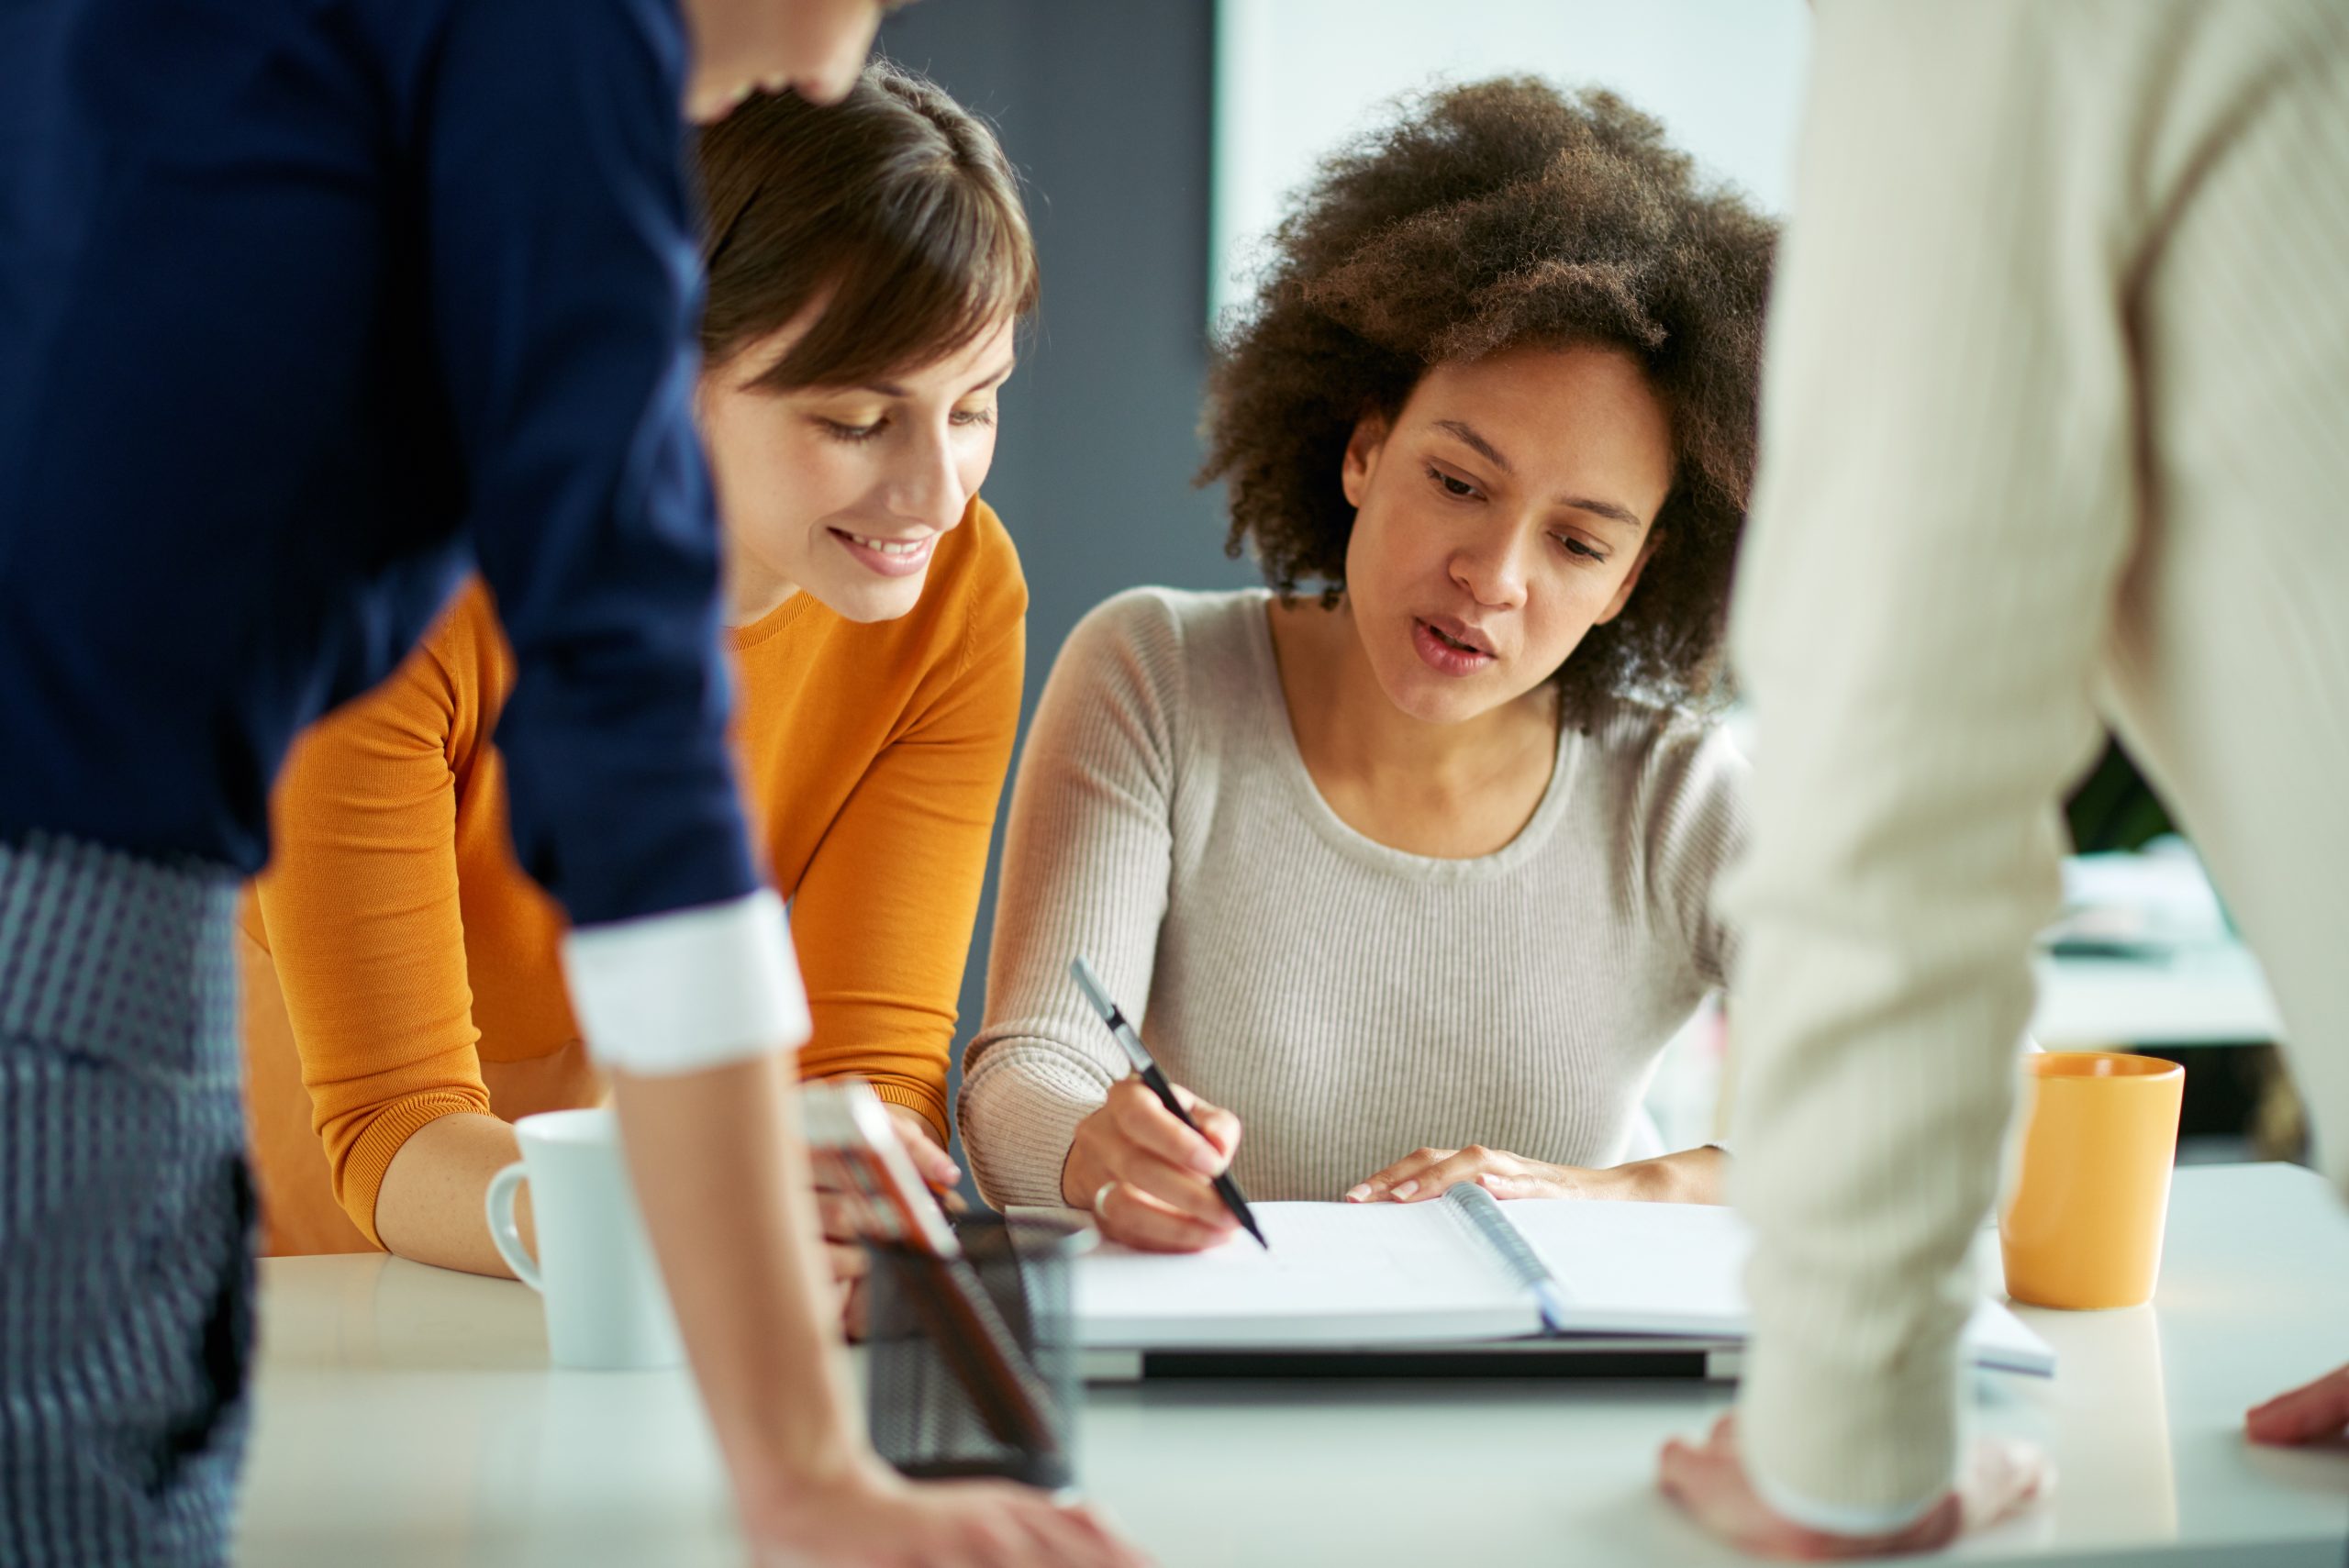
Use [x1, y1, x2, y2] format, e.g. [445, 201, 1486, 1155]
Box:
[1026, 1188, 2055, 1381]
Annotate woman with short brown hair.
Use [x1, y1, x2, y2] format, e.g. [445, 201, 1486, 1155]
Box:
[241, 64, 1033, 1297]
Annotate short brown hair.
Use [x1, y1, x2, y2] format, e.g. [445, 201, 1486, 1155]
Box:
[695, 61, 1038, 389]
[1200, 79, 1775, 724]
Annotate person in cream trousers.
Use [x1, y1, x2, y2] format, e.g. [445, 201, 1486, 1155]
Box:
[1658, 2, 2349, 1558]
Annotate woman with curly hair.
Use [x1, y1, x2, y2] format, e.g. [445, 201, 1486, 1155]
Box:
[958, 78, 1776, 1251]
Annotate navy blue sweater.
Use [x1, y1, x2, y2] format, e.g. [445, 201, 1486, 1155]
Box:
[0, 0, 758, 929]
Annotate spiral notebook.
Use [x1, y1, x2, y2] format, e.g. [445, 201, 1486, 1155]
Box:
[1058, 1186, 2054, 1377]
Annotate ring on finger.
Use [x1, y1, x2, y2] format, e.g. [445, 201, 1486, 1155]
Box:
[1092, 1180, 1119, 1214]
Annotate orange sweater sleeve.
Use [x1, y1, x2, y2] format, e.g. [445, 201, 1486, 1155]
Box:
[791, 539, 1027, 1145]
[253, 591, 495, 1246]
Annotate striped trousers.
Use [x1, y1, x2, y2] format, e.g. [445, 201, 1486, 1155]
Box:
[0, 834, 252, 1567]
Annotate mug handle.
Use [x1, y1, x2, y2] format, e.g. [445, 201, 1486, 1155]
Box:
[484, 1162, 542, 1292]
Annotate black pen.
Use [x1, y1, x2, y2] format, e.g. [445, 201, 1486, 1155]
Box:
[1068, 955, 1268, 1250]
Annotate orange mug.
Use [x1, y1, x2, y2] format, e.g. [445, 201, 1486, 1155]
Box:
[1999, 1051, 2185, 1310]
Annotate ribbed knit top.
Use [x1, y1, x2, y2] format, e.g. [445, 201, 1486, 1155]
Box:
[959, 587, 1748, 1209]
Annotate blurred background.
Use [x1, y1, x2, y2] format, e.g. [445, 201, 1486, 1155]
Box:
[873, 0, 2295, 1195]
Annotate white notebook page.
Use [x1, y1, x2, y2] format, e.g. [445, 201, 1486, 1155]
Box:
[1071, 1200, 1541, 1348]
[1506, 1199, 2054, 1374]
[1061, 1196, 2054, 1373]
[1508, 1196, 1752, 1332]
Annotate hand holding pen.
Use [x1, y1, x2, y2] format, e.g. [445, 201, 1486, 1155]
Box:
[1060, 957, 1268, 1252]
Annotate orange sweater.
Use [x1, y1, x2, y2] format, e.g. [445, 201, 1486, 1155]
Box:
[241, 500, 1024, 1253]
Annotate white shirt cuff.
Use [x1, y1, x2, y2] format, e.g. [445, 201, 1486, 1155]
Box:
[1749, 1459, 1943, 1539]
[561, 889, 811, 1076]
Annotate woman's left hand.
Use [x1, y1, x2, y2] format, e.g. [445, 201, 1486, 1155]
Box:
[1342, 1144, 1723, 1205]
[820, 1101, 963, 1338]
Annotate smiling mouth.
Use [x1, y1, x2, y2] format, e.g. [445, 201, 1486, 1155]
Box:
[829, 528, 938, 579]
[837, 531, 929, 556]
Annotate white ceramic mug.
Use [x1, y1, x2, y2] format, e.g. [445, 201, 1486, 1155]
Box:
[485, 1107, 685, 1371]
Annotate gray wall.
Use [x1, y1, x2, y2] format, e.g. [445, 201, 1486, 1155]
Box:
[872, 1, 1259, 1192]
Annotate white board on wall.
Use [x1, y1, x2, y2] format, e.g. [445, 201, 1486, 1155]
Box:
[1210, 0, 1811, 324]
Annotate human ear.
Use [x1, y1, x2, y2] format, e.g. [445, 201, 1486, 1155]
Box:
[1593, 529, 1662, 626]
[1340, 412, 1391, 510]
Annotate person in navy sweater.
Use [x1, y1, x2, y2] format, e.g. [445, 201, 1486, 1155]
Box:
[0, 4, 1138, 1566]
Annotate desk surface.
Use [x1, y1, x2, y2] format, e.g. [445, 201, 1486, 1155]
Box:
[237, 1164, 2349, 1568]
[2032, 941, 2280, 1049]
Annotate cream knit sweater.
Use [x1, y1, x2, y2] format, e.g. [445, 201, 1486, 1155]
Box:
[1727, 0, 2349, 1530]
[959, 587, 1746, 1210]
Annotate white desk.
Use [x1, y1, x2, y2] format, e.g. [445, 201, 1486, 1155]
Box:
[237, 1164, 2349, 1567]
[2033, 941, 2282, 1050]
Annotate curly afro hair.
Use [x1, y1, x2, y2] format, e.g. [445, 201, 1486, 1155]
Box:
[1199, 78, 1776, 725]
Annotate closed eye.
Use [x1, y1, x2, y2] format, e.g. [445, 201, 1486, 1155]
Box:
[818, 417, 885, 443]
[1553, 534, 1609, 562]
